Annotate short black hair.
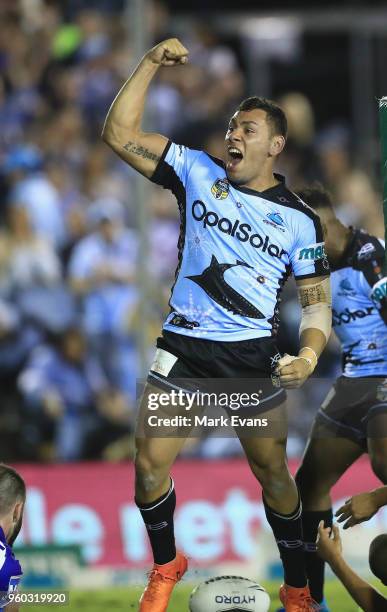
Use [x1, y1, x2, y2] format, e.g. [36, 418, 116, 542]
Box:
[296, 183, 334, 212]
[237, 96, 287, 138]
[369, 534, 387, 585]
[0, 465, 26, 516]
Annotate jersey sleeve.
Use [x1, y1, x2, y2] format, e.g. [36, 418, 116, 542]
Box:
[0, 542, 22, 610]
[289, 211, 330, 279]
[150, 141, 202, 196]
[356, 238, 387, 322]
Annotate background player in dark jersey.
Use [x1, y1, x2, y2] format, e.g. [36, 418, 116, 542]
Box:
[0, 465, 25, 612]
[294, 185, 387, 611]
[102, 39, 331, 612]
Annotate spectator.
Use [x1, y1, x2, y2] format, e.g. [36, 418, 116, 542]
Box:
[68, 197, 139, 399]
[18, 326, 132, 461]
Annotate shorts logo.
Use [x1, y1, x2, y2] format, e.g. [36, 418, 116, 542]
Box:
[297, 242, 326, 261]
[358, 242, 376, 260]
[338, 278, 356, 297]
[263, 211, 286, 232]
[211, 177, 229, 200]
[150, 348, 178, 377]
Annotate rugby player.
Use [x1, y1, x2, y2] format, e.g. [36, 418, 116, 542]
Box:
[0, 465, 25, 611]
[102, 38, 331, 612]
[317, 484, 387, 611]
[295, 185, 387, 610]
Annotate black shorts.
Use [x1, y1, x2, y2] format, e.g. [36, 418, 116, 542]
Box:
[147, 330, 286, 415]
[314, 376, 387, 449]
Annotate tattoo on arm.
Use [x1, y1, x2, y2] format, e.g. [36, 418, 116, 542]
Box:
[123, 141, 160, 162]
[299, 284, 328, 307]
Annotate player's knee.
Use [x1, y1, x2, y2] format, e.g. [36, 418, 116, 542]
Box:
[370, 452, 387, 484]
[134, 451, 170, 494]
[249, 455, 288, 494]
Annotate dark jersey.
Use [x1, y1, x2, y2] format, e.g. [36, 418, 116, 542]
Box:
[0, 527, 22, 610]
[331, 229, 387, 377]
[151, 141, 328, 341]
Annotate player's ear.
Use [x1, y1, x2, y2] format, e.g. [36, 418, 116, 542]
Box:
[13, 501, 23, 524]
[269, 134, 286, 157]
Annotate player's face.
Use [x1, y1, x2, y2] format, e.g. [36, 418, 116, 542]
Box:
[224, 109, 283, 185]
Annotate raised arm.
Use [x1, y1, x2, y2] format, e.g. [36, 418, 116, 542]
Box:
[101, 38, 188, 178]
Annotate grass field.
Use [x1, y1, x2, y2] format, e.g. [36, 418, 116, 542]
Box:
[23, 581, 376, 610]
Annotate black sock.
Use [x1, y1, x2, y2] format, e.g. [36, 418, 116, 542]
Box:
[136, 479, 176, 565]
[263, 494, 306, 588]
[303, 509, 333, 603]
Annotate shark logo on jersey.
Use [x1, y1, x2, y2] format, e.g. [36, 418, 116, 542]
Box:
[263, 211, 286, 233]
[211, 178, 229, 200]
[338, 278, 356, 297]
[267, 212, 285, 226]
[186, 256, 265, 319]
[357, 242, 376, 261]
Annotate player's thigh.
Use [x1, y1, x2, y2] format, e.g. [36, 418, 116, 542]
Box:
[367, 412, 387, 483]
[296, 432, 363, 493]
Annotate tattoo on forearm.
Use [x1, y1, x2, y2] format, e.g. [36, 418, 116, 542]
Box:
[299, 284, 328, 307]
[123, 141, 160, 161]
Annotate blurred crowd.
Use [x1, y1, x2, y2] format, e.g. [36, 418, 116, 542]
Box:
[0, 0, 383, 463]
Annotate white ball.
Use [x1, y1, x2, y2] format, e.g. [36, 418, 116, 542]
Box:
[189, 575, 271, 612]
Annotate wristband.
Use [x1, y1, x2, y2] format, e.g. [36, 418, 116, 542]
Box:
[298, 346, 318, 372]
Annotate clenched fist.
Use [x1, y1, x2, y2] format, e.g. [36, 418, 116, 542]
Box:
[146, 38, 189, 67]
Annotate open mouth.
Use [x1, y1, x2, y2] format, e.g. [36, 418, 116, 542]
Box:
[227, 147, 244, 170]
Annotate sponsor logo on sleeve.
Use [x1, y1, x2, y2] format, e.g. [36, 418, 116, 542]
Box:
[296, 242, 327, 262]
[371, 277, 387, 304]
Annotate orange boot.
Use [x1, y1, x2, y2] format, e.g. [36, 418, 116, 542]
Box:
[279, 584, 319, 611]
[139, 551, 188, 612]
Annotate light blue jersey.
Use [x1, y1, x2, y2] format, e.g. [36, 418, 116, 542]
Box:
[331, 228, 387, 377]
[151, 141, 328, 341]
